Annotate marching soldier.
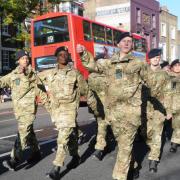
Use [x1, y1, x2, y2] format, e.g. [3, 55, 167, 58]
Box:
[88, 71, 109, 160]
[144, 49, 172, 173]
[44, 46, 98, 180]
[77, 32, 147, 180]
[169, 59, 180, 152]
[1, 50, 50, 170]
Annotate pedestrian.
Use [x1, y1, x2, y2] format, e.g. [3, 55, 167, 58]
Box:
[77, 32, 148, 180]
[144, 48, 172, 173]
[0, 50, 50, 171]
[168, 59, 180, 152]
[44, 46, 98, 180]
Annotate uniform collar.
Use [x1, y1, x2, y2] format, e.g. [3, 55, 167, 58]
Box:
[54, 64, 73, 74]
[111, 51, 134, 63]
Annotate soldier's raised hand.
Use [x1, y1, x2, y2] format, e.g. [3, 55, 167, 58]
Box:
[76, 44, 85, 54]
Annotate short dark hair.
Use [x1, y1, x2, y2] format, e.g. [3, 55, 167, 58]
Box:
[55, 46, 68, 56]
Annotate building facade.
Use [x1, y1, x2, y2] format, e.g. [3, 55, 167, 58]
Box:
[84, 0, 160, 49]
[159, 6, 178, 62]
[0, 20, 23, 75]
[178, 30, 180, 59]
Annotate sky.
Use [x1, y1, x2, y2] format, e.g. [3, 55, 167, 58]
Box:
[159, 0, 180, 28]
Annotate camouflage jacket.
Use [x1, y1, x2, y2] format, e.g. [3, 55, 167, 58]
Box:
[43, 65, 97, 127]
[0, 65, 50, 118]
[168, 72, 180, 115]
[81, 51, 147, 107]
[143, 66, 173, 115]
[88, 70, 107, 99]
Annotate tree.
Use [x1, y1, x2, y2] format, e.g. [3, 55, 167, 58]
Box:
[0, 0, 40, 50]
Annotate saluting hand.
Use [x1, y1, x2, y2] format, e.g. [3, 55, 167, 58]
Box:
[76, 44, 85, 54]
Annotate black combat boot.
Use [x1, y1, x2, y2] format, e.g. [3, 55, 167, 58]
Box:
[3, 158, 20, 171]
[27, 150, 42, 164]
[47, 166, 61, 180]
[67, 155, 81, 169]
[149, 160, 158, 173]
[133, 167, 140, 179]
[170, 142, 178, 153]
[93, 149, 104, 161]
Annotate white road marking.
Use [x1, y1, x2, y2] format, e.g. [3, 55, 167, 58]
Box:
[0, 112, 49, 123]
[0, 129, 44, 140]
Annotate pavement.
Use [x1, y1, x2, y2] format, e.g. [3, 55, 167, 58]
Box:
[0, 101, 12, 111]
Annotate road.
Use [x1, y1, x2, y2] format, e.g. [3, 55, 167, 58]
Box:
[0, 102, 180, 180]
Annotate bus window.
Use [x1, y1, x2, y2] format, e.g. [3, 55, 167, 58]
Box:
[34, 16, 69, 46]
[83, 20, 92, 41]
[106, 27, 113, 45]
[92, 23, 105, 44]
[134, 38, 144, 52]
[113, 30, 122, 46]
[142, 38, 147, 52]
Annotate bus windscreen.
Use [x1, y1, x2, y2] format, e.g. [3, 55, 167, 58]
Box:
[34, 16, 70, 46]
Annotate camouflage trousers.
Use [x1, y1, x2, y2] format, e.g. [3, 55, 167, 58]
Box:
[53, 127, 78, 167]
[146, 109, 165, 161]
[11, 114, 39, 160]
[171, 113, 180, 144]
[95, 117, 108, 151]
[108, 103, 141, 180]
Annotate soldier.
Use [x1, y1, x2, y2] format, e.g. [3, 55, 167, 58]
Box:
[160, 60, 170, 72]
[1, 50, 50, 170]
[144, 48, 172, 173]
[88, 70, 109, 160]
[169, 59, 180, 152]
[77, 32, 147, 180]
[44, 46, 98, 180]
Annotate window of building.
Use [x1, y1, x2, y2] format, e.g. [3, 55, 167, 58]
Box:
[2, 50, 10, 70]
[171, 45, 176, 61]
[144, 34, 150, 50]
[170, 26, 176, 39]
[83, 20, 92, 41]
[161, 22, 166, 37]
[106, 27, 113, 45]
[152, 36, 157, 48]
[2, 25, 9, 35]
[152, 14, 156, 29]
[78, 8, 83, 16]
[161, 43, 167, 60]
[92, 23, 105, 43]
[136, 8, 141, 24]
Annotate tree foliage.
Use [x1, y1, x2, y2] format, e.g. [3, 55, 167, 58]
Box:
[0, 0, 39, 24]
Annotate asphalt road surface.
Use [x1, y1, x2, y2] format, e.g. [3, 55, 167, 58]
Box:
[0, 102, 180, 180]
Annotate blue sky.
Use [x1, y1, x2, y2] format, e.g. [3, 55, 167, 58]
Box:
[159, 0, 180, 28]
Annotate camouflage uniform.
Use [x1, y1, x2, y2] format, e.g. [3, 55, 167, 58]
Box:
[144, 66, 172, 161]
[88, 70, 108, 151]
[44, 65, 97, 167]
[168, 73, 180, 144]
[81, 50, 146, 180]
[0, 65, 49, 160]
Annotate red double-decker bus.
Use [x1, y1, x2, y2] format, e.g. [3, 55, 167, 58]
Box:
[31, 12, 147, 78]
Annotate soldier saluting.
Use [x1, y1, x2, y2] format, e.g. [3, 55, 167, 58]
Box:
[77, 32, 148, 180]
[1, 50, 50, 170]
